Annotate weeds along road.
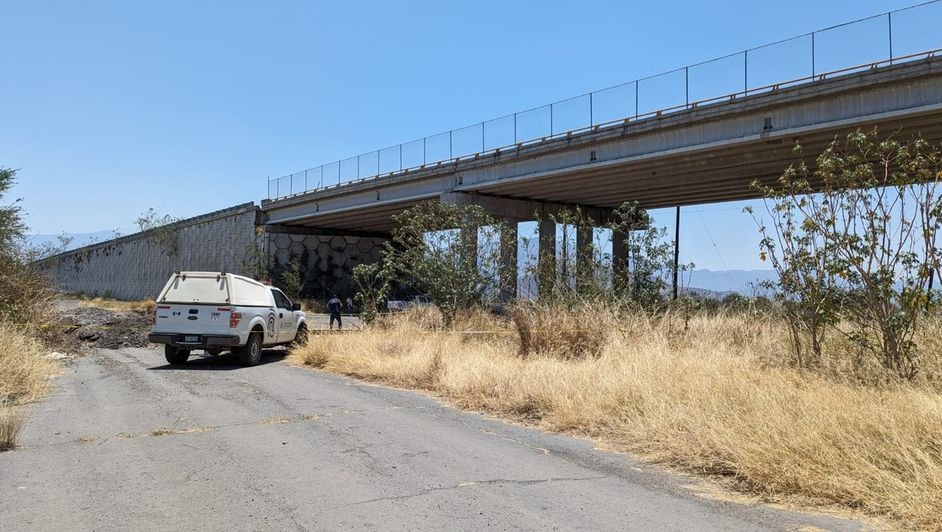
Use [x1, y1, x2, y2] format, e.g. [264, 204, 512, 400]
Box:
[0, 347, 864, 531]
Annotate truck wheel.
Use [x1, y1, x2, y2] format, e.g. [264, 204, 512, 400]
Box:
[291, 324, 309, 349]
[238, 333, 262, 366]
[165, 345, 190, 365]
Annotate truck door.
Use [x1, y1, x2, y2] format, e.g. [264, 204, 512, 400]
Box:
[271, 289, 297, 343]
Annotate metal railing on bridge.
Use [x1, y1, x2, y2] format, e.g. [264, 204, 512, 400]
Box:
[267, 0, 942, 200]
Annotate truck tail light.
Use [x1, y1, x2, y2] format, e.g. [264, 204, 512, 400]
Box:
[229, 312, 242, 328]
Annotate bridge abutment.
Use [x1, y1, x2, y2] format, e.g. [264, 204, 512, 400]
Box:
[262, 225, 388, 302]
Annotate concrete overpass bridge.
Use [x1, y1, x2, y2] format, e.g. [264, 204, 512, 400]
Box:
[262, 54, 942, 232]
[259, 51, 942, 296]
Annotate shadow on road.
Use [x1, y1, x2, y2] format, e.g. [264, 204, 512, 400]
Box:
[147, 349, 287, 371]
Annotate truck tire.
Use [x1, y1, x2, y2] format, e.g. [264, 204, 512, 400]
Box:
[165, 345, 190, 365]
[291, 324, 309, 349]
[237, 333, 262, 366]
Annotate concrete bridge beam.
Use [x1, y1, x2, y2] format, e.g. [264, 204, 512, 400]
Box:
[439, 192, 614, 226]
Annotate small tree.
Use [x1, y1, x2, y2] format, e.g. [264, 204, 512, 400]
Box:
[747, 186, 838, 368]
[279, 255, 304, 300]
[610, 203, 686, 309]
[136, 208, 181, 257]
[242, 239, 270, 281]
[0, 167, 26, 259]
[381, 202, 512, 325]
[0, 167, 55, 323]
[352, 262, 392, 324]
[28, 232, 74, 261]
[752, 129, 942, 378]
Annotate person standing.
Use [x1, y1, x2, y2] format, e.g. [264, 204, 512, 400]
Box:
[327, 294, 343, 330]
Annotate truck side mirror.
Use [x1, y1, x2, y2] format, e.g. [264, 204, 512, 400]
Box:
[292, 303, 301, 311]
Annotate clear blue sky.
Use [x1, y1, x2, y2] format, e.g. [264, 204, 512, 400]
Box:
[2, 0, 937, 270]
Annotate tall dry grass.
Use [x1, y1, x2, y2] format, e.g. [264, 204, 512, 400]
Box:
[77, 296, 156, 315]
[290, 308, 942, 529]
[0, 255, 56, 324]
[0, 322, 58, 451]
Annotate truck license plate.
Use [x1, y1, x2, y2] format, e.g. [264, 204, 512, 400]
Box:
[183, 335, 199, 343]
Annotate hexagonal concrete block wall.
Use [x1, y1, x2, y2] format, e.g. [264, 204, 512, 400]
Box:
[266, 232, 386, 301]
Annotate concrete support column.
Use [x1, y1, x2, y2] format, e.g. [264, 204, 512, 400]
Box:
[500, 219, 518, 301]
[612, 230, 628, 292]
[576, 226, 594, 291]
[537, 220, 556, 298]
[460, 224, 479, 270]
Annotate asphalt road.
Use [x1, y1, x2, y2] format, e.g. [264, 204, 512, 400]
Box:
[0, 347, 865, 531]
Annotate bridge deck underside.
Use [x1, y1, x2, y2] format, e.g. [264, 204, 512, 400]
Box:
[275, 111, 942, 234]
[280, 199, 428, 234]
[469, 113, 942, 211]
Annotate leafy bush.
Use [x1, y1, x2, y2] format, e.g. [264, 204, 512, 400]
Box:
[379, 202, 513, 325]
[751, 129, 942, 378]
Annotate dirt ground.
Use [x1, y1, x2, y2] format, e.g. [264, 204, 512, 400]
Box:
[57, 304, 152, 350]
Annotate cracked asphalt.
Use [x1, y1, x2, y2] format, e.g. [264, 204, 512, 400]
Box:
[0, 347, 865, 531]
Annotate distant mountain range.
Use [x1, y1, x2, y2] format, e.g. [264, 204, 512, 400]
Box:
[517, 268, 778, 299]
[683, 269, 777, 296]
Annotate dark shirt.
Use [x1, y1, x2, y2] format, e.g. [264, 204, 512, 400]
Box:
[327, 298, 342, 315]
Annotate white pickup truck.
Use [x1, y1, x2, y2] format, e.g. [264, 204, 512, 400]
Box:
[148, 271, 308, 366]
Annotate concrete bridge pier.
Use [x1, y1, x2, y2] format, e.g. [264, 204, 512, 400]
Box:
[440, 192, 616, 300]
[459, 222, 479, 269]
[611, 230, 628, 290]
[500, 219, 518, 301]
[576, 226, 594, 292]
[537, 220, 556, 298]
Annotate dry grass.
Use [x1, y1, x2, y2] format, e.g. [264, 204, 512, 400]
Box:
[511, 303, 611, 359]
[77, 296, 156, 314]
[290, 308, 942, 530]
[0, 407, 26, 451]
[0, 322, 59, 451]
[0, 256, 56, 324]
[0, 323, 57, 406]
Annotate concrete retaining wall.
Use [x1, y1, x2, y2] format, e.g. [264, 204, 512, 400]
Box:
[35, 202, 387, 302]
[36, 203, 261, 300]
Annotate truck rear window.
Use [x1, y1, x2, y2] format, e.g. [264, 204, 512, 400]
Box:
[159, 274, 230, 304]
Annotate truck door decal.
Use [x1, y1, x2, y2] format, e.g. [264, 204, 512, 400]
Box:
[267, 312, 276, 338]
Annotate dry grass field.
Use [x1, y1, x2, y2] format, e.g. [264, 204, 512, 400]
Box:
[291, 307, 942, 530]
[0, 323, 59, 451]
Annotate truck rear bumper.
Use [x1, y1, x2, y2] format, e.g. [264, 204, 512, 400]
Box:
[148, 333, 241, 348]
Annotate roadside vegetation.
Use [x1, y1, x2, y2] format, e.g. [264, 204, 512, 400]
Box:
[293, 130, 942, 529]
[0, 167, 62, 451]
[73, 295, 156, 315]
